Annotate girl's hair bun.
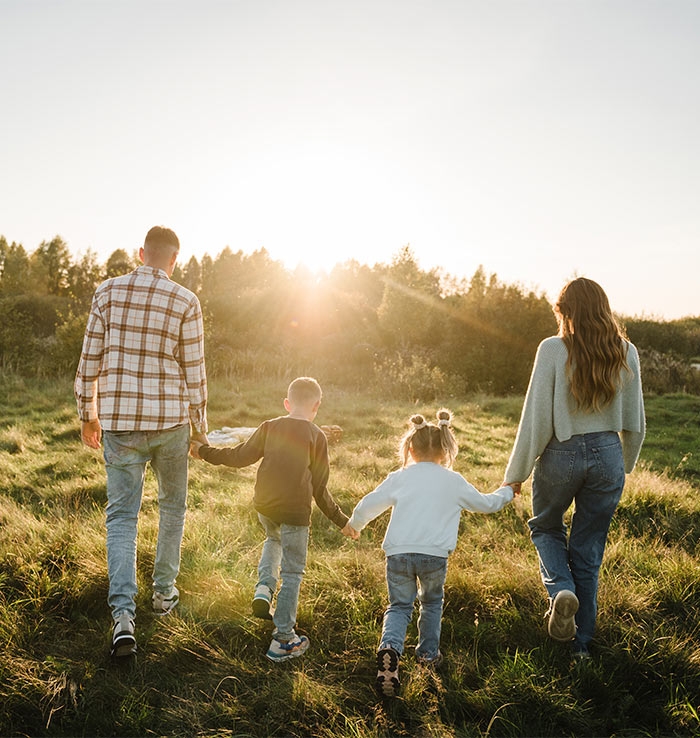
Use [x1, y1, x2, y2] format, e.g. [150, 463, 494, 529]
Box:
[410, 414, 426, 426]
[437, 408, 452, 427]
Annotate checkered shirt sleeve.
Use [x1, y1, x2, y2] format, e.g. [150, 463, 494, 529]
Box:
[74, 294, 105, 422]
[179, 298, 208, 433]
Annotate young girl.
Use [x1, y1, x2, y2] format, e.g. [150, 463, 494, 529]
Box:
[347, 409, 518, 697]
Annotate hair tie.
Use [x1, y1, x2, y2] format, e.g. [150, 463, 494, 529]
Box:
[412, 419, 428, 430]
[437, 419, 450, 428]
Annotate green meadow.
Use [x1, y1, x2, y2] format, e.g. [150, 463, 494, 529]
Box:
[0, 375, 698, 737]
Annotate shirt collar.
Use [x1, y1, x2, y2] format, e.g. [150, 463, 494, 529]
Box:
[135, 265, 170, 279]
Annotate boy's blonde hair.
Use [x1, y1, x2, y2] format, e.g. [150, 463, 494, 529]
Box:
[399, 408, 458, 468]
[287, 376, 322, 407]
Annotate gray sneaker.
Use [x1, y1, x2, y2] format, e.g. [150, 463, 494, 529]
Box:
[547, 590, 579, 641]
[252, 584, 274, 620]
[111, 613, 137, 657]
[152, 586, 179, 616]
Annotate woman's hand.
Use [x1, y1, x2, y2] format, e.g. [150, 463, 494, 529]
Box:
[506, 481, 522, 496]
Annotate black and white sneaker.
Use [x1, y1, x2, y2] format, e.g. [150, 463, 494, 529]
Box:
[376, 647, 400, 697]
[111, 613, 137, 658]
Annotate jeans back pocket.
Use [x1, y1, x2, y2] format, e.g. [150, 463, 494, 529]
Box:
[591, 440, 625, 487]
[537, 448, 576, 485]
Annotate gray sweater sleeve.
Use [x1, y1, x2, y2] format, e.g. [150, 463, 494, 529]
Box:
[504, 340, 556, 483]
[620, 344, 646, 473]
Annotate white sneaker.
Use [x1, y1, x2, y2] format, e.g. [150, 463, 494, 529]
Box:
[548, 590, 579, 641]
[152, 586, 179, 616]
[266, 635, 310, 662]
[111, 613, 137, 657]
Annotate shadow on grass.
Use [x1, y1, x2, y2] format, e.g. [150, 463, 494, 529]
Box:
[614, 495, 700, 554]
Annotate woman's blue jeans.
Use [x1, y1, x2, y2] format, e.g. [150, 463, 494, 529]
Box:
[530, 431, 625, 650]
[103, 424, 190, 619]
[380, 553, 448, 660]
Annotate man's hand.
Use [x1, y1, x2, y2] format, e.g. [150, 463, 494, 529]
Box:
[341, 523, 360, 540]
[190, 440, 203, 460]
[191, 430, 208, 446]
[81, 419, 102, 449]
[506, 481, 522, 496]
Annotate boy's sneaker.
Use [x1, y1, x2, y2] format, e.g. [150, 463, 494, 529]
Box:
[252, 584, 274, 620]
[111, 613, 137, 658]
[417, 650, 444, 669]
[376, 647, 400, 697]
[266, 635, 310, 662]
[152, 586, 179, 616]
[547, 589, 579, 641]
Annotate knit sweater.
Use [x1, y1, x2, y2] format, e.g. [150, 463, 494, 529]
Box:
[504, 337, 645, 483]
[348, 462, 514, 558]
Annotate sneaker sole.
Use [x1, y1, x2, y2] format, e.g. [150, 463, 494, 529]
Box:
[376, 648, 400, 697]
[252, 597, 273, 620]
[548, 590, 579, 641]
[111, 636, 137, 658]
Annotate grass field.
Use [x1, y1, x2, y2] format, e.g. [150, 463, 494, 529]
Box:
[0, 375, 698, 737]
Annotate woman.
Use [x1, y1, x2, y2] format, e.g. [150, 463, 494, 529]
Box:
[505, 277, 645, 658]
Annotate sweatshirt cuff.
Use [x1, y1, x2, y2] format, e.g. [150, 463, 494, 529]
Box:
[198, 444, 214, 462]
[335, 511, 350, 529]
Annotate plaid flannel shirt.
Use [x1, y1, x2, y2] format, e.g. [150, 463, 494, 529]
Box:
[75, 266, 208, 433]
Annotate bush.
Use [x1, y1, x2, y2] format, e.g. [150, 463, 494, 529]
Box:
[373, 352, 452, 401]
[638, 348, 700, 395]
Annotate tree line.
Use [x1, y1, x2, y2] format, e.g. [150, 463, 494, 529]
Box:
[1, 234, 698, 398]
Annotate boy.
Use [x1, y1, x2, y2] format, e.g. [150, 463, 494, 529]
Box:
[190, 377, 356, 662]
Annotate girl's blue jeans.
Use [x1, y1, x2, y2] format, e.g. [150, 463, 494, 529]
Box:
[102, 424, 190, 619]
[257, 513, 309, 642]
[529, 431, 625, 651]
[380, 553, 448, 661]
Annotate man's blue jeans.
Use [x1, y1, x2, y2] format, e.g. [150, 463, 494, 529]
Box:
[257, 513, 309, 642]
[380, 553, 448, 660]
[103, 424, 190, 619]
[529, 431, 625, 651]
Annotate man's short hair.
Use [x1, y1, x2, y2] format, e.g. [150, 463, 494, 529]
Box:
[287, 376, 322, 406]
[144, 226, 180, 256]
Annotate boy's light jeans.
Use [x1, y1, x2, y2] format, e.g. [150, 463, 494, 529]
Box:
[529, 431, 625, 651]
[380, 553, 448, 661]
[103, 424, 190, 619]
[257, 513, 309, 642]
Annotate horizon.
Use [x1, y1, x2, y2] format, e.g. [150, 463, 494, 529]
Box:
[2, 0, 699, 319]
[2, 231, 695, 322]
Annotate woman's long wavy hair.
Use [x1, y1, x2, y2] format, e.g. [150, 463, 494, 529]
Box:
[555, 278, 629, 412]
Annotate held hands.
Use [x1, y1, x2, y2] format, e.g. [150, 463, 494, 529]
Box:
[341, 523, 360, 540]
[506, 481, 522, 496]
[189, 430, 208, 460]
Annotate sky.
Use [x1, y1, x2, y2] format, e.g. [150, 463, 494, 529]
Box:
[1, 0, 699, 318]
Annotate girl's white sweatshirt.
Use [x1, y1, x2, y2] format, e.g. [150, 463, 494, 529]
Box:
[348, 462, 513, 558]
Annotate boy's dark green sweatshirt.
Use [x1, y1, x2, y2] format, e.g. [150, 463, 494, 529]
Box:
[198, 416, 348, 529]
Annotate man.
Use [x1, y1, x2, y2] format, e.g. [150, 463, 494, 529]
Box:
[75, 226, 208, 657]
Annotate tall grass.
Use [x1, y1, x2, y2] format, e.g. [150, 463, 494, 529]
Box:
[0, 374, 698, 736]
